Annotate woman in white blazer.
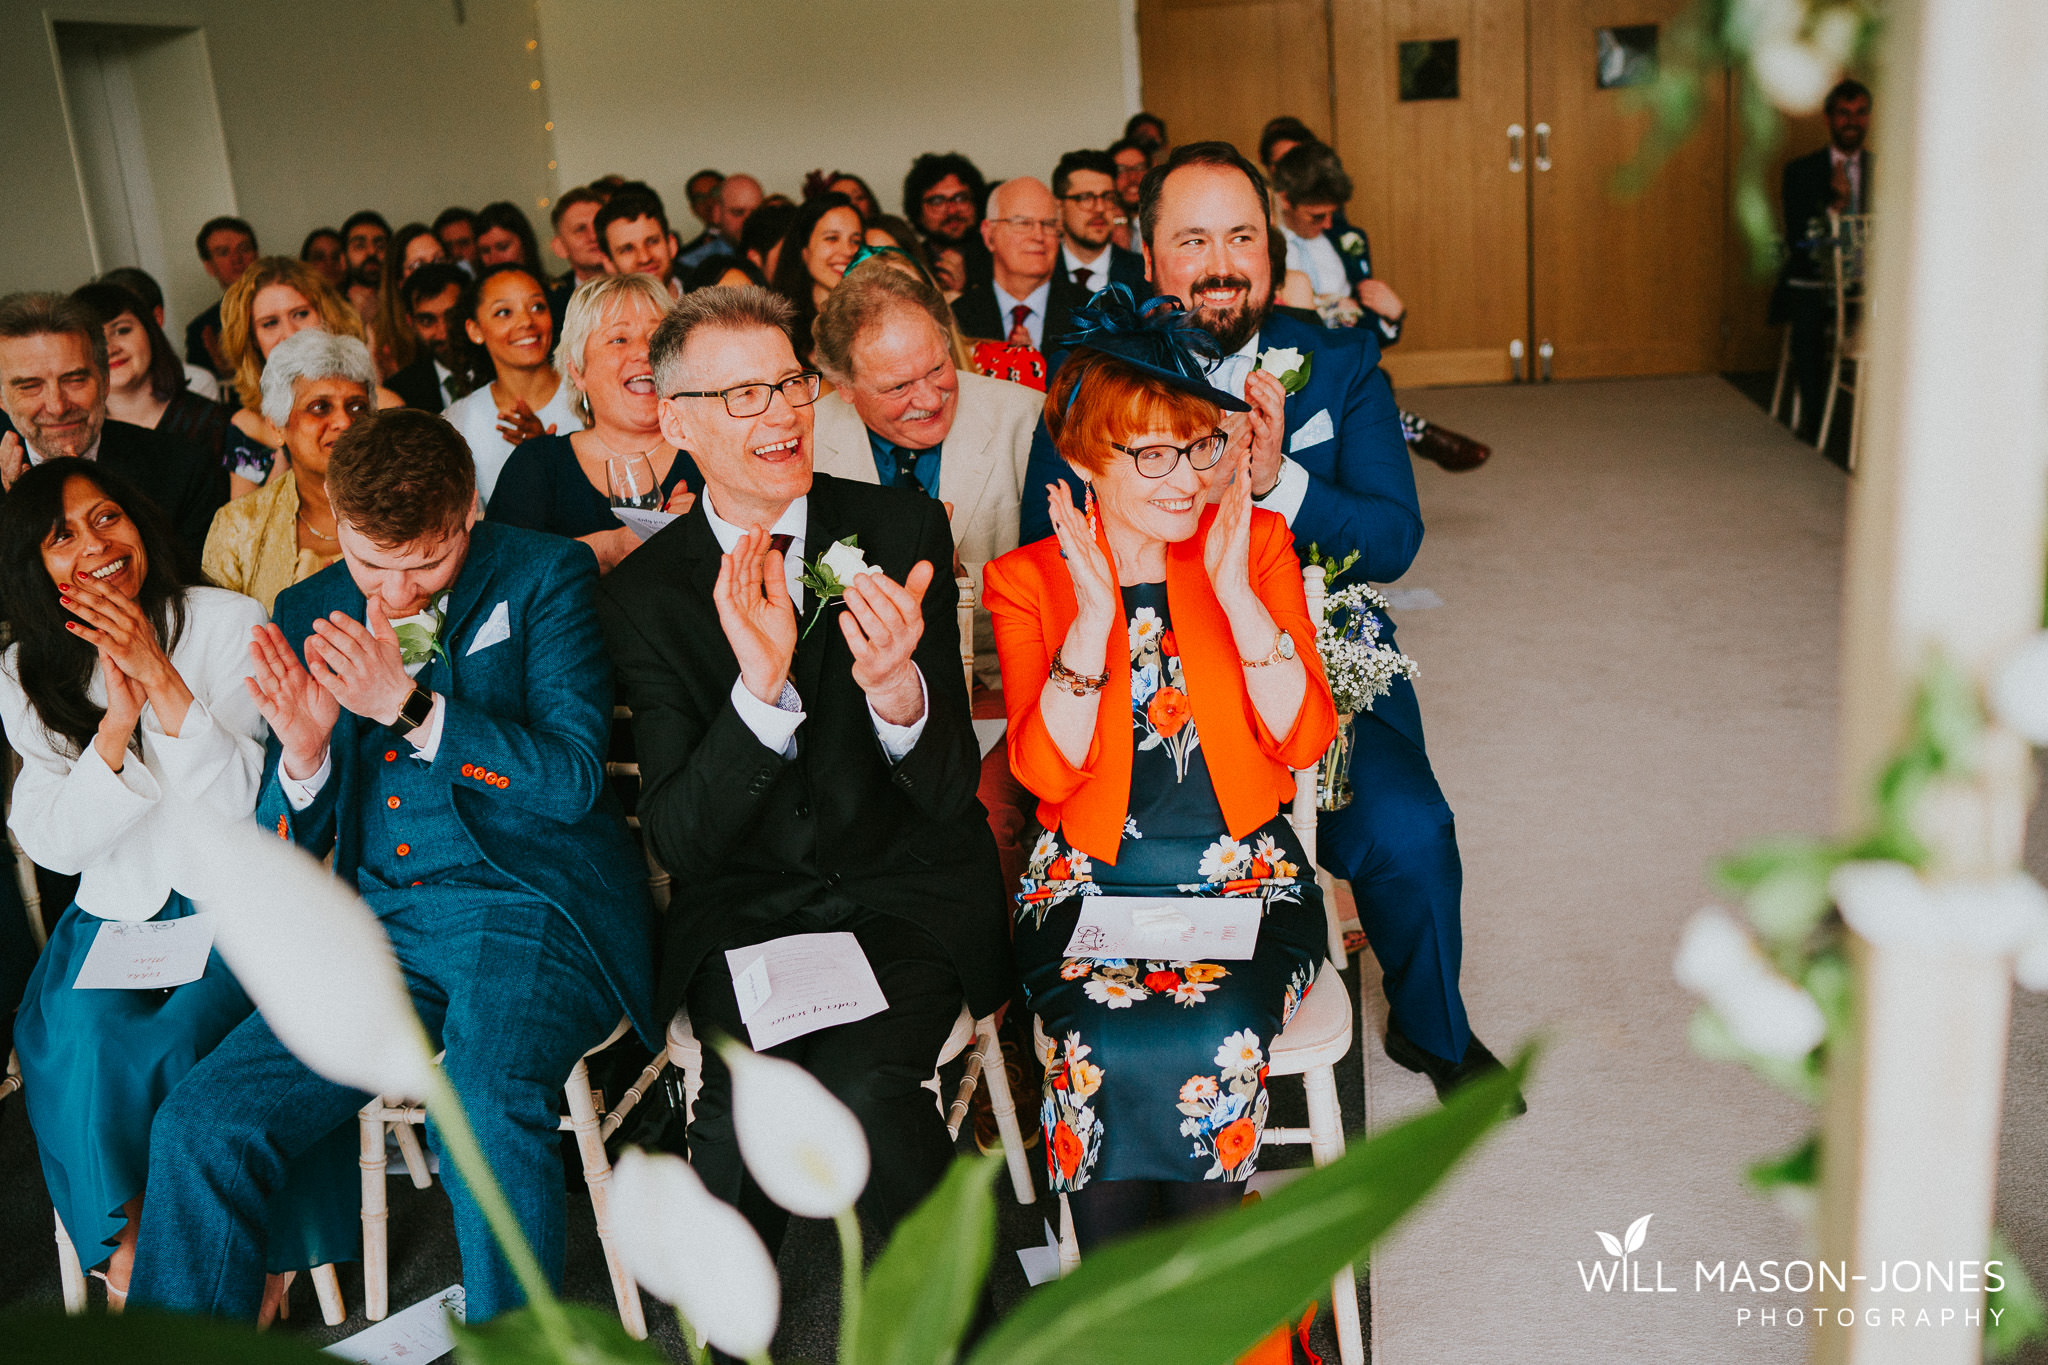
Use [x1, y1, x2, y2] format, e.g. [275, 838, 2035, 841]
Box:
[0, 458, 350, 1311]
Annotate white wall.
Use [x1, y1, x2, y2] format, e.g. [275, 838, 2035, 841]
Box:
[533, 0, 1137, 221]
[0, 0, 550, 336]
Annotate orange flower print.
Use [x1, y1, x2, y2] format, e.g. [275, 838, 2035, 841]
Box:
[1147, 687, 1191, 737]
[1143, 969, 1181, 993]
[1159, 629, 1179, 658]
[1048, 856, 1071, 881]
[1215, 1117, 1258, 1170]
[1183, 963, 1228, 984]
[1053, 1121, 1084, 1178]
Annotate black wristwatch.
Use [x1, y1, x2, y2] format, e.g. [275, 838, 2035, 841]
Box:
[392, 684, 436, 736]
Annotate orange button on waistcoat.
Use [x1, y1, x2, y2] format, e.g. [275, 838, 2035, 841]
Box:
[496, 776, 509, 788]
[384, 750, 398, 762]
[396, 844, 411, 857]
[461, 763, 476, 777]
[386, 796, 401, 809]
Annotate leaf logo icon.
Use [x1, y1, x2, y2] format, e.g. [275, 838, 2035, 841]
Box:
[1595, 1230, 1624, 1257]
[1624, 1214, 1653, 1254]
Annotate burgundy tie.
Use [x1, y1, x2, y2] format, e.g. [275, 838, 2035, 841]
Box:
[769, 533, 793, 557]
[1007, 305, 1033, 347]
[1072, 266, 1093, 294]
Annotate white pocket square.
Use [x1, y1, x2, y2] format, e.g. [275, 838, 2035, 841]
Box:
[466, 601, 511, 656]
[1289, 408, 1335, 453]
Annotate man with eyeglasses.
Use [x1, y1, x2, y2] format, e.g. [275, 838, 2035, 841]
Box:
[950, 178, 1075, 353]
[902, 152, 993, 293]
[596, 285, 1010, 1266]
[1050, 149, 1149, 305]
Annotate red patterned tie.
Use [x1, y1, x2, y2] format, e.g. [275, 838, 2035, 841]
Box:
[1007, 304, 1033, 347]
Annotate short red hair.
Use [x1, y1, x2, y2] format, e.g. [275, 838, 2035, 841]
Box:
[1043, 351, 1221, 476]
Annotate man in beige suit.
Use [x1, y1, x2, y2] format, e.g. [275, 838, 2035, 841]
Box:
[810, 263, 1041, 688]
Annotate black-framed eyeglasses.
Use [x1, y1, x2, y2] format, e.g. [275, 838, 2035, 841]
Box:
[921, 190, 974, 210]
[667, 371, 821, 418]
[1059, 191, 1117, 208]
[1112, 431, 1227, 478]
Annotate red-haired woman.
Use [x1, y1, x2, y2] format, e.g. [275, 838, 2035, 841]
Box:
[982, 289, 1337, 1251]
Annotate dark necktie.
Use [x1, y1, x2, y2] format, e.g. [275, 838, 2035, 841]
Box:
[1007, 304, 1033, 347]
[891, 446, 933, 493]
[1072, 266, 1093, 294]
[769, 533, 793, 556]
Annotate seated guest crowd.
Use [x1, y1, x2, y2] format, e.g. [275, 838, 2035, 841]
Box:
[0, 120, 1522, 1339]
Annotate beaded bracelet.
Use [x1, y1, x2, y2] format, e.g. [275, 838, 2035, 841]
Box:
[1049, 646, 1111, 697]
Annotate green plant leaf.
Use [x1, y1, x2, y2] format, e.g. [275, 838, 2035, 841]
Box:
[967, 1045, 1534, 1365]
[452, 1300, 664, 1365]
[0, 1309, 340, 1363]
[1745, 1131, 1819, 1193]
[853, 1150, 1002, 1365]
[1988, 1230, 2048, 1359]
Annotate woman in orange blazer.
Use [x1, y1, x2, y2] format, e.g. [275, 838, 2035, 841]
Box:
[981, 291, 1337, 1252]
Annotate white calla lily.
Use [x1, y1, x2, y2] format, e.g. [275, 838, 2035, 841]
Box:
[1750, 37, 1837, 114]
[611, 1148, 781, 1358]
[718, 1039, 870, 1217]
[1831, 860, 2048, 958]
[1991, 630, 2048, 745]
[164, 802, 435, 1098]
[1674, 907, 1828, 1061]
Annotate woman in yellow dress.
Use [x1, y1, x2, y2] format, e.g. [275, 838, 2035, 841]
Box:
[200, 330, 373, 612]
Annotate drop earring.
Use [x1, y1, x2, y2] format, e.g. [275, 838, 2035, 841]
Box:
[1084, 482, 1098, 536]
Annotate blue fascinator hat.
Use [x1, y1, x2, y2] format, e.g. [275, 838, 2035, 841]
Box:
[1053, 284, 1251, 413]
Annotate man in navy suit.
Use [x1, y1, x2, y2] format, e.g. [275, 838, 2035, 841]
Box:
[131, 409, 655, 1322]
[1773, 78, 1872, 436]
[1022, 142, 1521, 1111]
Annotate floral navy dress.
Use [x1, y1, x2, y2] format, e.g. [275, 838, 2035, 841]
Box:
[1015, 583, 1326, 1193]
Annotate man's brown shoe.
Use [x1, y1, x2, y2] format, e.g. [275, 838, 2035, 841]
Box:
[1411, 422, 1491, 472]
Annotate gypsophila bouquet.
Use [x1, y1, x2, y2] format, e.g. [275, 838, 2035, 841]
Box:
[1316, 583, 1418, 715]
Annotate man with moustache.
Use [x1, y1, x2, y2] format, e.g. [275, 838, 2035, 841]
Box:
[596, 285, 1009, 1260]
[0, 292, 227, 565]
[1019, 142, 1525, 1115]
[1050, 149, 1148, 302]
[385, 263, 474, 412]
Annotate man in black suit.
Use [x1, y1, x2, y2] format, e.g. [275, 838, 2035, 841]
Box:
[596, 286, 1009, 1252]
[0, 292, 227, 567]
[385, 263, 473, 412]
[1051, 149, 1148, 301]
[1774, 78, 1872, 436]
[951, 177, 1087, 352]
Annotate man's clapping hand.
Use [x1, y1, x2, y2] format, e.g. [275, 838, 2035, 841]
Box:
[841, 560, 933, 726]
[715, 528, 799, 706]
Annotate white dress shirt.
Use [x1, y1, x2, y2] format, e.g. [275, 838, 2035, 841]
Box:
[990, 278, 1054, 351]
[1280, 225, 1350, 300]
[1, 587, 269, 921]
[1207, 332, 1311, 523]
[183, 364, 222, 401]
[1061, 242, 1112, 297]
[277, 593, 450, 809]
[1829, 146, 1865, 214]
[700, 488, 927, 760]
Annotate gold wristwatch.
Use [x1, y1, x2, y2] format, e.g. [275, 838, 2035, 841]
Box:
[1242, 628, 1297, 669]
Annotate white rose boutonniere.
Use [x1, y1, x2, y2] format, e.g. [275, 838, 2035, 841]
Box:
[1252, 346, 1313, 395]
[1338, 230, 1367, 258]
[799, 535, 880, 637]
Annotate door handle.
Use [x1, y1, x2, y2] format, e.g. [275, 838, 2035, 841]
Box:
[1509, 339, 1525, 382]
[1534, 122, 1552, 172]
[1537, 340, 1554, 381]
[1507, 124, 1524, 173]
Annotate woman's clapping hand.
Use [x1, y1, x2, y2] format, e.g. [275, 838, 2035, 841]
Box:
[1048, 480, 1118, 635]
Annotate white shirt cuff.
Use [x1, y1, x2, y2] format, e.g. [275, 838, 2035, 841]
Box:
[280, 747, 332, 811]
[867, 666, 929, 762]
[1255, 456, 1312, 524]
[731, 676, 804, 758]
[407, 693, 446, 762]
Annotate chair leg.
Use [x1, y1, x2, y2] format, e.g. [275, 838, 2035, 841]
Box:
[1302, 1064, 1363, 1365]
[975, 1017, 1036, 1206]
[310, 1263, 346, 1326]
[54, 1213, 86, 1314]
[1846, 368, 1863, 473]
[1057, 1191, 1080, 1276]
[393, 1116, 433, 1189]
[1817, 342, 1844, 450]
[1769, 328, 1792, 420]
[359, 1101, 391, 1321]
[564, 1058, 646, 1340]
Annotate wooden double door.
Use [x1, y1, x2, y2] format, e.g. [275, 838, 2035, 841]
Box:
[1138, 0, 1759, 386]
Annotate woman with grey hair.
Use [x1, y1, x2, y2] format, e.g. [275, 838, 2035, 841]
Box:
[487, 273, 699, 574]
[201, 329, 375, 611]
